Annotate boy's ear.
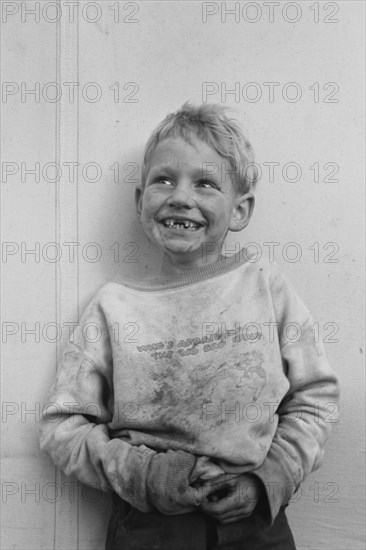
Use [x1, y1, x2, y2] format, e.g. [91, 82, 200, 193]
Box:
[229, 193, 255, 232]
[135, 186, 143, 218]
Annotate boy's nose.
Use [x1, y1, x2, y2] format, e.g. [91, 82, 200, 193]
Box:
[166, 180, 195, 208]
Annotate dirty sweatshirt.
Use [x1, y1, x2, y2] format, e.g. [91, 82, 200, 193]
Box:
[39, 252, 339, 524]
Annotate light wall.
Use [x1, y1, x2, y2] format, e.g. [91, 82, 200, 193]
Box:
[1, 1, 365, 549]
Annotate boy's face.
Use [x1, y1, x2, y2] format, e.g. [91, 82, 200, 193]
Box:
[136, 136, 254, 273]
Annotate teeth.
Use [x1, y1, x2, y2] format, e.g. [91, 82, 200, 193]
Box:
[162, 218, 202, 230]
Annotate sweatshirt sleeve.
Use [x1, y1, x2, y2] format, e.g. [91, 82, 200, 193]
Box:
[39, 288, 156, 511]
[253, 268, 340, 525]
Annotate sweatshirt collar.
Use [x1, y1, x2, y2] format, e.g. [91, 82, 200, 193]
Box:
[115, 248, 252, 291]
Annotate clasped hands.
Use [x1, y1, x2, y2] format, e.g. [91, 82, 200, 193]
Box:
[146, 450, 262, 524]
[194, 472, 262, 524]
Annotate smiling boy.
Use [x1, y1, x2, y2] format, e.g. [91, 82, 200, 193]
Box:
[136, 134, 253, 273]
[40, 103, 339, 550]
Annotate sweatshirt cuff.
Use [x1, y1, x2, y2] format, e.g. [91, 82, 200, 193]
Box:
[252, 446, 299, 526]
[146, 450, 200, 514]
[100, 439, 156, 512]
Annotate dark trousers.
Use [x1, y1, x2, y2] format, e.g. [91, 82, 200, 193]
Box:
[105, 495, 297, 550]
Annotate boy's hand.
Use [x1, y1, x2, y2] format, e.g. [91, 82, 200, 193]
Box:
[146, 450, 203, 515]
[198, 473, 262, 524]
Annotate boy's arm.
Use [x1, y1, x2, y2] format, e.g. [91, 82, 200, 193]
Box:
[40, 289, 200, 514]
[252, 270, 340, 525]
[40, 342, 155, 510]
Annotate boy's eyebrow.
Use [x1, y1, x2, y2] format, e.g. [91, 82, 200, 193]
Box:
[148, 164, 175, 176]
[147, 164, 221, 180]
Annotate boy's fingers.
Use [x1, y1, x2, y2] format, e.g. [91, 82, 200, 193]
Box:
[200, 495, 237, 514]
[200, 493, 257, 517]
[200, 474, 239, 490]
[201, 480, 238, 502]
[187, 487, 204, 506]
[199, 474, 260, 503]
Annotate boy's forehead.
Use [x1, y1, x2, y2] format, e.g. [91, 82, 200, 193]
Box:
[148, 135, 223, 168]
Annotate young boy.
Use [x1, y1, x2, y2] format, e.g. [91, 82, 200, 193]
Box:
[40, 103, 339, 550]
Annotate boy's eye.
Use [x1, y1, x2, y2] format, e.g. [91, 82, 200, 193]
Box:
[197, 180, 217, 189]
[155, 178, 173, 185]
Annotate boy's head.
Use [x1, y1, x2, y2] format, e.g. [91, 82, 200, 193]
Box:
[140, 102, 258, 194]
[136, 103, 257, 272]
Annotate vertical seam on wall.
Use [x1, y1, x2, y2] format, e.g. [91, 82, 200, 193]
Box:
[76, 5, 80, 324]
[54, 4, 60, 548]
[76, 4, 80, 546]
[54, 0, 80, 548]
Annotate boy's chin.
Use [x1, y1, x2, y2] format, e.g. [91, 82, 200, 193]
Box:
[152, 232, 205, 256]
[149, 229, 223, 265]
[161, 242, 222, 267]
[162, 242, 203, 256]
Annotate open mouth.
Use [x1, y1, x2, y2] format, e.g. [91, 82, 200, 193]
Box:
[160, 218, 204, 231]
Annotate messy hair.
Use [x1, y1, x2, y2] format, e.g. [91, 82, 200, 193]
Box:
[140, 102, 258, 194]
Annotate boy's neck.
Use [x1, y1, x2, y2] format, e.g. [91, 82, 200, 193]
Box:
[158, 251, 221, 276]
